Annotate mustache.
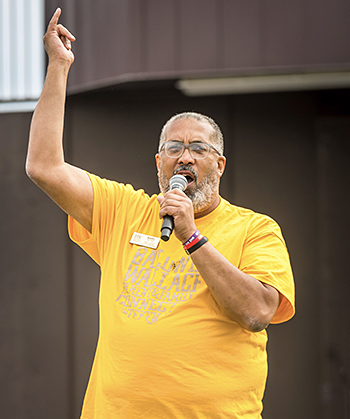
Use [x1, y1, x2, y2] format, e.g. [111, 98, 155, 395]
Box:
[173, 165, 198, 183]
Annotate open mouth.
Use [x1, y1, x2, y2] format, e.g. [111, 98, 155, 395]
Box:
[175, 170, 196, 187]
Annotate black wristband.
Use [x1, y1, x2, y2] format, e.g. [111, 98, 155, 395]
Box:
[185, 236, 208, 255]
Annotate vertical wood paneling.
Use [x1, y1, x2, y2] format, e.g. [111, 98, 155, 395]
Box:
[126, 0, 144, 74]
[66, 0, 130, 84]
[178, 0, 219, 71]
[222, 0, 262, 69]
[68, 0, 95, 87]
[262, 0, 307, 67]
[146, 0, 176, 73]
[46, 0, 144, 90]
[307, 0, 350, 65]
[43, 0, 350, 93]
[92, 0, 129, 80]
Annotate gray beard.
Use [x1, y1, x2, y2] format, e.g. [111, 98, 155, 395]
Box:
[158, 165, 219, 213]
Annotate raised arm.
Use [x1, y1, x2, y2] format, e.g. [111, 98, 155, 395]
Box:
[26, 8, 93, 233]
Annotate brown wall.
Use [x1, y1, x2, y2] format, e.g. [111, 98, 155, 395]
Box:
[0, 113, 70, 418]
[2, 87, 349, 418]
[45, 0, 350, 94]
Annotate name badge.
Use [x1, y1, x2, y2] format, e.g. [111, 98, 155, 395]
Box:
[130, 232, 160, 250]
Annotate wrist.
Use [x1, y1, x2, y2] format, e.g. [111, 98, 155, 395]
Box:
[182, 229, 200, 247]
[47, 57, 72, 74]
[177, 225, 197, 244]
[182, 230, 208, 255]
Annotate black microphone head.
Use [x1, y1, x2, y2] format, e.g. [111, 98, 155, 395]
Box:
[169, 174, 188, 191]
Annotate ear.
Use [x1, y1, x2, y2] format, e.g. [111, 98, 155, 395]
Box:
[155, 153, 161, 173]
[217, 156, 226, 178]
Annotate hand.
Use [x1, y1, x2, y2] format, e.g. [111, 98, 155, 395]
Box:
[43, 8, 76, 67]
[157, 189, 197, 243]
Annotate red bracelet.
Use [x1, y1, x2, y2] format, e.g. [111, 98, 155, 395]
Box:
[182, 229, 200, 247]
[184, 236, 208, 255]
[183, 233, 203, 251]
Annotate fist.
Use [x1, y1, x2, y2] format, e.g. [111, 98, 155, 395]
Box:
[157, 189, 197, 243]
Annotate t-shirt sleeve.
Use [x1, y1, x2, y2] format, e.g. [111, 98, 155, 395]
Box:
[239, 217, 295, 324]
[68, 214, 100, 264]
[68, 172, 150, 266]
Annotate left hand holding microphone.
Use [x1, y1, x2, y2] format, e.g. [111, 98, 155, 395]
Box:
[157, 186, 197, 243]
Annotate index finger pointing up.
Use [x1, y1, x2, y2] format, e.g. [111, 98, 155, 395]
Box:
[48, 7, 62, 28]
[46, 8, 76, 42]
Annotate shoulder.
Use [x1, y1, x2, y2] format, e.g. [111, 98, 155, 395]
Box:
[87, 172, 155, 204]
[220, 198, 286, 242]
[221, 198, 280, 227]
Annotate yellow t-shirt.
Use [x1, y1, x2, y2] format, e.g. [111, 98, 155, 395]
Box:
[69, 173, 295, 419]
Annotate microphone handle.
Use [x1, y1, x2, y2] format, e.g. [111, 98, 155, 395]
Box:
[160, 174, 188, 242]
[160, 215, 174, 242]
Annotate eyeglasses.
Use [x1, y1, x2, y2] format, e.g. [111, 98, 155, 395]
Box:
[160, 141, 221, 159]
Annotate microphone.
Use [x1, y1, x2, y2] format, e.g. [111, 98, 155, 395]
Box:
[160, 174, 188, 241]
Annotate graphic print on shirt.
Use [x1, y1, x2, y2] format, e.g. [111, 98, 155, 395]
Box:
[115, 246, 202, 324]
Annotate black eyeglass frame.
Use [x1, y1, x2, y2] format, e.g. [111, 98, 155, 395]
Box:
[159, 141, 222, 159]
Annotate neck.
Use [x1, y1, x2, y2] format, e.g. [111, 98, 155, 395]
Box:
[194, 195, 220, 219]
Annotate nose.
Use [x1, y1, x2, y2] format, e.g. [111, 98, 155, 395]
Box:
[178, 146, 195, 164]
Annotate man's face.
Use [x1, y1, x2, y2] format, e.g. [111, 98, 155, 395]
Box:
[155, 117, 226, 215]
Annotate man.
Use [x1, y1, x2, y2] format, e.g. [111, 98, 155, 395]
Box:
[26, 8, 295, 419]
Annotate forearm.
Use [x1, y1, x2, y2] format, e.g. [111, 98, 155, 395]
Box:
[24, 9, 93, 232]
[190, 241, 280, 332]
[26, 62, 70, 179]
